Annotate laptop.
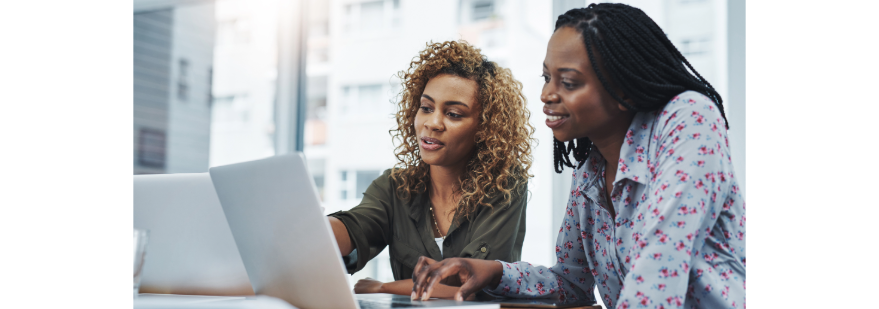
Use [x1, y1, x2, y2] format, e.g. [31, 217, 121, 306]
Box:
[134, 173, 253, 296]
[208, 153, 498, 309]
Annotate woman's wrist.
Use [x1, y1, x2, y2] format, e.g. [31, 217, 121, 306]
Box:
[487, 260, 504, 290]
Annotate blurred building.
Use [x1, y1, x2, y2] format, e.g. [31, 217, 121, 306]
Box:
[134, 0, 216, 174]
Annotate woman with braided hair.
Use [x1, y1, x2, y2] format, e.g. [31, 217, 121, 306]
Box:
[412, 3, 745, 308]
[327, 40, 536, 299]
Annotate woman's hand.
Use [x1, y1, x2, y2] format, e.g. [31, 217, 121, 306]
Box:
[354, 278, 384, 294]
[411, 256, 504, 301]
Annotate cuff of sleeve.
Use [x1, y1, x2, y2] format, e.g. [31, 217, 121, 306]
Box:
[483, 260, 516, 297]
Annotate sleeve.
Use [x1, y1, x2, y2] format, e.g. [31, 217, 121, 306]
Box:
[614, 94, 734, 309]
[458, 181, 528, 262]
[327, 169, 394, 274]
[484, 182, 596, 304]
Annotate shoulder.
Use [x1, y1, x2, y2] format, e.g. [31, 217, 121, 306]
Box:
[655, 91, 724, 129]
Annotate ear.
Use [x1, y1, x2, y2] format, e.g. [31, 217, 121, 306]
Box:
[616, 92, 632, 112]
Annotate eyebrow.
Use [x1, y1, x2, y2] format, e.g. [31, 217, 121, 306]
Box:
[543, 62, 582, 74]
[421, 94, 470, 108]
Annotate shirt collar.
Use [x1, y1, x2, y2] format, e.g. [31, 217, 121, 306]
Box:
[614, 111, 657, 186]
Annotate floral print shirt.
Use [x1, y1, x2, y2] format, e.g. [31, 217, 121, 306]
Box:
[487, 91, 746, 309]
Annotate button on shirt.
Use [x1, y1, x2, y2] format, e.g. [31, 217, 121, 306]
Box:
[487, 91, 746, 309]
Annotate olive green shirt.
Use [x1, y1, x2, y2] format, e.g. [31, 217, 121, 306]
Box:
[328, 169, 527, 280]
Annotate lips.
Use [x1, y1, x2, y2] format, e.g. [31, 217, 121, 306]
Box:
[420, 136, 445, 151]
[545, 113, 569, 129]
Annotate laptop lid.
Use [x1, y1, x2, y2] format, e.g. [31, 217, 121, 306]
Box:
[208, 153, 358, 309]
[133, 173, 252, 296]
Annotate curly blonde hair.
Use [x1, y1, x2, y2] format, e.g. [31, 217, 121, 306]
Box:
[389, 40, 535, 221]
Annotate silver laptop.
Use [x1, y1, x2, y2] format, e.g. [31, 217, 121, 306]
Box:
[134, 173, 253, 296]
[208, 153, 498, 309]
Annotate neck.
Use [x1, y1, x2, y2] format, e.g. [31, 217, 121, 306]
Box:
[590, 113, 636, 170]
[428, 162, 465, 206]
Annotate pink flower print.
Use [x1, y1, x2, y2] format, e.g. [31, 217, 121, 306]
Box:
[672, 136, 681, 144]
[555, 245, 561, 254]
[625, 255, 631, 264]
[732, 185, 739, 194]
[666, 296, 683, 307]
[637, 213, 644, 221]
[564, 252, 569, 259]
[692, 132, 701, 139]
[676, 221, 686, 228]
[737, 231, 744, 240]
[616, 238, 624, 246]
[687, 99, 696, 105]
[619, 300, 630, 309]
[658, 234, 669, 243]
[652, 253, 663, 260]
[637, 240, 648, 249]
[722, 286, 730, 299]
[565, 222, 572, 231]
[587, 217, 595, 225]
[652, 208, 661, 217]
[516, 277, 522, 285]
[658, 215, 665, 222]
[576, 258, 584, 265]
[680, 261, 690, 273]
[710, 123, 718, 132]
[563, 268, 571, 275]
[678, 206, 689, 215]
[564, 241, 573, 250]
[696, 160, 705, 167]
[696, 269, 703, 277]
[705, 284, 713, 292]
[606, 234, 612, 242]
[698, 146, 709, 155]
[658, 267, 670, 278]
[639, 296, 651, 307]
[668, 148, 675, 156]
[704, 252, 719, 262]
[591, 269, 599, 276]
[686, 233, 694, 241]
[675, 241, 686, 251]
[670, 270, 679, 277]
[558, 257, 565, 263]
[674, 191, 682, 198]
[502, 285, 510, 294]
[602, 249, 607, 257]
[657, 283, 666, 291]
[576, 222, 581, 230]
[636, 275, 644, 284]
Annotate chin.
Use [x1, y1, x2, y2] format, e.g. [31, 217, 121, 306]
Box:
[552, 131, 575, 143]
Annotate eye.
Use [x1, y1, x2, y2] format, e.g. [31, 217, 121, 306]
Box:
[541, 74, 550, 83]
[447, 112, 462, 118]
[562, 81, 575, 89]
[419, 106, 433, 113]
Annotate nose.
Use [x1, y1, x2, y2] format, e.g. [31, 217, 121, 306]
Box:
[424, 111, 444, 132]
[541, 84, 560, 104]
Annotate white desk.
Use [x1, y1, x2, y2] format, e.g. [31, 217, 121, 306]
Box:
[134, 294, 296, 309]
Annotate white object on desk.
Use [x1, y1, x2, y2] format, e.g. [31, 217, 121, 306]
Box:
[133, 173, 253, 296]
[134, 294, 294, 309]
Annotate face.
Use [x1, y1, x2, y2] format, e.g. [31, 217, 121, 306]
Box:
[541, 26, 631, 143]
[415, 74, 481, 168]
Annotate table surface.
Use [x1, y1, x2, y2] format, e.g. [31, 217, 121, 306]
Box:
[134, 293, 603, 309]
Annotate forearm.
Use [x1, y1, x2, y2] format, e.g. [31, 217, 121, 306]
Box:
[328, 216, 354, 256]
[381, 280, 475, 300]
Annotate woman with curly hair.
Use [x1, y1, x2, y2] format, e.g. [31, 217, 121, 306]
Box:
[326, 40, 535, 298]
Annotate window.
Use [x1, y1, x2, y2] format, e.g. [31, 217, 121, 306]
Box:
[679, 37, 711, 56]
[342, 0, 401, 35]
[339, 83, 388, 116]
[360, 1, 384, 32]
[177, 58, 189, 101]
[472, 0, 494, 21]
[340, 169, 381, 201]
[138, 128, 166, 168]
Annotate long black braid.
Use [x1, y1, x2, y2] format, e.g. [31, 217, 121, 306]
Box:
[552, 3, 728, 173]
